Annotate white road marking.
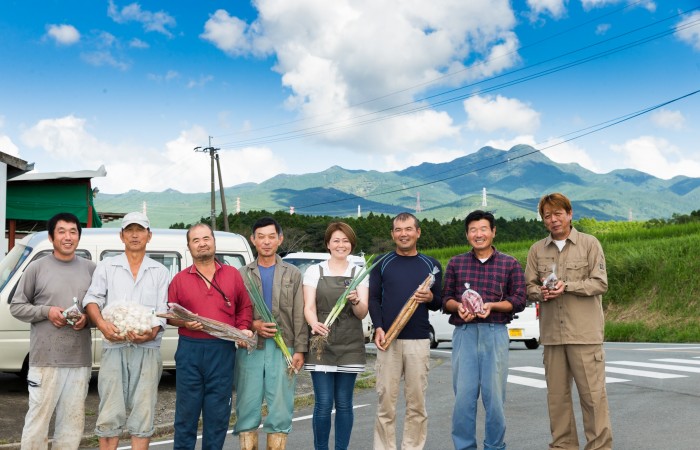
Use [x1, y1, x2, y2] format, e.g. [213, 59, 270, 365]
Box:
[607, 361, 700, 373]
[509, 366, 627, 384]
[507, 375, 547, 389]
[651, 358, 700, 366]
[604, 366, 686, 379]
[141, 405, 370, 448]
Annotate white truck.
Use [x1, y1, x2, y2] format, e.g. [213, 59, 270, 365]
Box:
[0, 228, 255, 379]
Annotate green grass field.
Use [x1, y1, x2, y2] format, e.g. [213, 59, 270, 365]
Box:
[424, 221, 700, 343]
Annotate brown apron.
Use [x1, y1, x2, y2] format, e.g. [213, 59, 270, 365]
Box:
[306, 266, 366, 366]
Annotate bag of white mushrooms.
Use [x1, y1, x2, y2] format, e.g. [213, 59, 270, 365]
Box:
[102, 302, 159, 339]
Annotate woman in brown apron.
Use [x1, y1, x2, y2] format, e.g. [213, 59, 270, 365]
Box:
[303, 222, 369, 450]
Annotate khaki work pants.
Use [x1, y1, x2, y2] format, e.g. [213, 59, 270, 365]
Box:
[373, 339, 430, 450]
[543, 344, 613, 450]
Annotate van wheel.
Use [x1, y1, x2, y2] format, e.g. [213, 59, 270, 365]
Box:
[18, 354, 29, 381]
[525, 339, 540, 350]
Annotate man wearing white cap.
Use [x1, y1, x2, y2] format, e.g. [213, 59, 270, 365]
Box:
[84, 212, 170, 450]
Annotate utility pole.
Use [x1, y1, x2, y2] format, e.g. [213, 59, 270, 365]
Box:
[215, 153, 229, 231]
[194, 136, 222, 231]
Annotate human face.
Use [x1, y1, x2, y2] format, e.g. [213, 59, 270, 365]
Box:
[391, 218, 421, 256]
[251, 224, 283, 259]
[49, 220, 80, 261]
[466, 219, 495, 256]
[327, 230, 352, 261]
[188, 225, 216, 262]
[120, 224, 151, 253]
[542, 204, 573, 240]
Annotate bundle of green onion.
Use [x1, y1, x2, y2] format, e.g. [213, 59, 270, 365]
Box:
[244, 271, 297, 374]
[310, 254, 380, 358]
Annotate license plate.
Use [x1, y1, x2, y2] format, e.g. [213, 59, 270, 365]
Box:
[509, 329, 523, 338]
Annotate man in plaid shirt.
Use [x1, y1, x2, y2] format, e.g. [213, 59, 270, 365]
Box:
[442, 210, 526, 450]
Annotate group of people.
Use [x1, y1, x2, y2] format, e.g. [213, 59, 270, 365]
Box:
[10, 191, 612, 450]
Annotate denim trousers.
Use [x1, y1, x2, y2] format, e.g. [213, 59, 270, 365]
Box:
[310, 371, 358, 450]
[451, 323, 509, 450]
[174, 336, 236, 450]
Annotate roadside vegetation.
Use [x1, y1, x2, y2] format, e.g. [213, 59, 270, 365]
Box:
[425, 218, 700, 343]
[174, 209, 700, 343]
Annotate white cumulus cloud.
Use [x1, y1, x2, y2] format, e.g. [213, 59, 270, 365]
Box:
[527, 0, 566, 19]
[676, 11, 700, 51]
[611, 136, 700, 179]
[108, 0, 176, 37]
[650, 109, 685, 130]
[18, 116, 285, 193]
[202, 0, 519, 156]
[465, 95, 541, 134]
[200, 10, 254, 56]
[46, 24, 80, 45]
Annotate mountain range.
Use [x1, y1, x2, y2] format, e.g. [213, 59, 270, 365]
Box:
[94, 145, 700, 228]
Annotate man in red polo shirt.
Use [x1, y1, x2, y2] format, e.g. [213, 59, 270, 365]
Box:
[167, 223, 253, 450]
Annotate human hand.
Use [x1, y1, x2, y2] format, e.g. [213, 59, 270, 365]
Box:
[476, 302, 492, 319]
[71, 313, 88, 330]
[309, 321, 330, 336]
[413, 287, 433, 304]
[48, 306, 68, 328]
[291, 352, 304, 372]
[236, 329, 254, 348]
[457, 304, 475, 322]
[98, 320, 127, 342]
[127, 326, 159, 344]
[184, 320, 203, 331]
[253, 319, 278, 338]
[374, 327, 386, 351]
[541, 280, 565, 301]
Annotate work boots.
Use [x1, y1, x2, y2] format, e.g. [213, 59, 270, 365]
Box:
[266, 432, 287, 450]
[239, 431, 258, 450]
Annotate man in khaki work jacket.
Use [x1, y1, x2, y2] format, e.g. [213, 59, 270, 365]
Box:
[524, 193, 612, 450]
[235, 217, 307, 450]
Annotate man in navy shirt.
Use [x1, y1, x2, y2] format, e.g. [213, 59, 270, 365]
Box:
[369, 212, 442, 450]
[442, 210, 526, 450]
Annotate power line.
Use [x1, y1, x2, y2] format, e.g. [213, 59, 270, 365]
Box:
[292, 88, 700, 212]
[214, 8, 699, 150]
[212, 0, 650, 140]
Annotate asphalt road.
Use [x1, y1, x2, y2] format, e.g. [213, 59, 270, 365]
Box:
[133, 342, 700, 450]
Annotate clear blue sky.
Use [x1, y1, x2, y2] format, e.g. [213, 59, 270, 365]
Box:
[1, 0, 698, 199]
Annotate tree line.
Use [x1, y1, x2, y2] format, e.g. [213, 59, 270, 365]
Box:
[170, 210, 549, 254]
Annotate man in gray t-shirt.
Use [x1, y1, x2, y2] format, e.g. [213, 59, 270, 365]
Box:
[10, 212, 96, 450]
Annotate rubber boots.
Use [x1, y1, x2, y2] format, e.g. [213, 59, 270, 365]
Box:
[239, 431, 258, 450]
[266, 432, 287, 450]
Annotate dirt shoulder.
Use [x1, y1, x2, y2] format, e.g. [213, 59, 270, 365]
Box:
[0, 353, 377, 449]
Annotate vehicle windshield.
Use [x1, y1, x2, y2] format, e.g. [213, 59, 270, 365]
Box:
[0, 244, 32, 292]
[283, 258, 327, 275]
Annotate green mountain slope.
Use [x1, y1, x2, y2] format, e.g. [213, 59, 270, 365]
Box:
[94, 145, 700, 228]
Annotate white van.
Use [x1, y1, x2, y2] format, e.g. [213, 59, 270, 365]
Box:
[282, 251, 373, 342]
[0, 228, 254, 378]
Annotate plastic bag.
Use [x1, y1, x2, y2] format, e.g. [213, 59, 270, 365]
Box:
[62, 297, 82, 326]
[102, 302, 160, 337]
[461, 283, 485, 315]
[543, 264, 558, 290]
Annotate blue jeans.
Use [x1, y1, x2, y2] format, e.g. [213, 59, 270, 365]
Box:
[451, 323, 509, 450]
[310, 371, 358, 450]
[174, 336, 236, 450]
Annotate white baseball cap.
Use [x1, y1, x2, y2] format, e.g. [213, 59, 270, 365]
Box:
[121, 212, 150, 229]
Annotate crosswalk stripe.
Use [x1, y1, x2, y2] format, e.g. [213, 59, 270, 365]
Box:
[652, 358, 700, 365]
[508, 374, 547, 389]
[511, 366, 544, 375]
[605, 366, 686, 379]
[509, 366, 628, 384]
[608, 361, 700, 373]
